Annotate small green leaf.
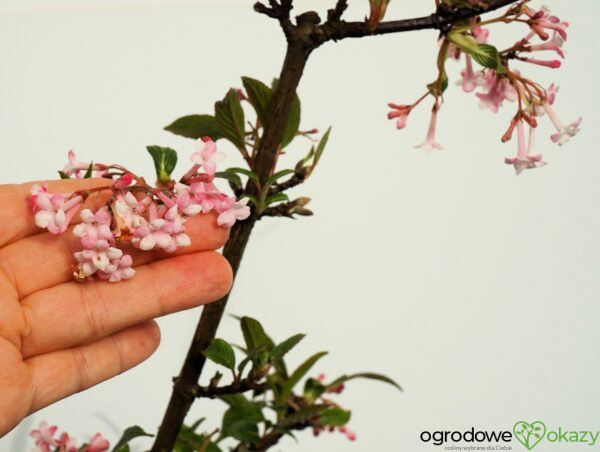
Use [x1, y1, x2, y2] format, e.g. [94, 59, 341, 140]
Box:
[278, 351, 328, 404]
[240, 316, 273, 354]
[226, 167, 260, 184]
[281, 95, 301, 148]
[221, 409, 260, 443]
[215, 89, 246, 150]
[58, 170, 70, 180]
[219, 394, 265, 423]
[215, 171, 243, 190]
[265, 169, 294, 189]
[83, 161, 94, 179]
[270, 334, 305, 361]
[203, 338, 236, 370]
[272, 78, 301, 148]
[164, 114, 224, 141]
[277, 405, 327, 429]
[146, 145, 178, 184]
[446, 31, 504, 72]
[265, 193, 289, 206]
[313, 127, 331, 166]
[241, 76, 273, 125]
[303, 377, 326, 401]
[471, 43, 505, 72]
[112, 426, 154, 452]
[328, 372, 402, 391]
[319, 408, 351, 426]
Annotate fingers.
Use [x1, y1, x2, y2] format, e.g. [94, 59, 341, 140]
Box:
[0, 211, 229, 299]
[0, 179, 112, 248]
[26, 320, 160, 414]
[20, 252, 232, 358]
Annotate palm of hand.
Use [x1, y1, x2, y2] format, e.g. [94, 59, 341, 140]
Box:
[0, 179, 232, 436]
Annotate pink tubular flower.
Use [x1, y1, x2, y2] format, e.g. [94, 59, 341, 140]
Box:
[415, 104, 443, 152]
[190, 137, 225, 175]
[57, 432, 78, 452]
[112, 191, 150, 234]
[217, 198, 251, 228]
[504, 122, 546, 175]
[339, 426, 357, 442]
[82, 433, 110, 452]
[73, 208, 135, 282]
[456, 55, 483, 93]
[476, 74, 516, 113]
[132, 204, 190, 252]
[543, 102, 582, 146]
[31, 184, 83, 234]
[175, 189, 203, 216]
[387, 103, 412, 129]
[473, 26, 489, 44]
[30, 421, 58, 452]
[63, 150, 108, 179]
[520, 57, 561, 69]
[525, 6, 569, 41]
[525, 31, 565, 58]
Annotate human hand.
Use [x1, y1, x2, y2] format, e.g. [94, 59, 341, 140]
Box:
[0, 178, 232, 436]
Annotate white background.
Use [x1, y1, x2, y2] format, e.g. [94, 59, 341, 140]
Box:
[1, 1, 599, 451]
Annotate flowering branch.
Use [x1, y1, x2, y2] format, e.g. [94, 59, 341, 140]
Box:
[151, 1, 533, 451]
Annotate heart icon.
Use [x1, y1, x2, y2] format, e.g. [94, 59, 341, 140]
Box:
[513, 421, 547, 450]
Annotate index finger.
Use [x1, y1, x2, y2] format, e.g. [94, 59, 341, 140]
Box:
[0, 179, 112, 248]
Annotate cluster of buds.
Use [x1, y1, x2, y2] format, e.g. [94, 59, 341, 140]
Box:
[310, 373, 356, 441]
[30, 421, 109, 452]
[387, 2, 581, 175]
[31, 138, 250, 283]
[312, 424, 357, 442]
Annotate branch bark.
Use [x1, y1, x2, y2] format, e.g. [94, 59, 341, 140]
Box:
[151, 1, 520, 450]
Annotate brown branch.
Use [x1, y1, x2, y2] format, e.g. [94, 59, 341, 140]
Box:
[319, 0, 521, 42]
[151, 1, 521, 450]
[195, 380, 266, 399]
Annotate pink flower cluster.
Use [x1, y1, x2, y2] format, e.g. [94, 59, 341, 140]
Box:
[387, 4, 581, 175]
[30, 421, 109, 452]
[31, 138, 250, 283]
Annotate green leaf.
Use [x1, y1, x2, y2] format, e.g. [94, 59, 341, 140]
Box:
[427, 72, 449, 97]
[278, 351, 328, 404]
[58, 170, 70, 180]
[226, 167, 260, 184]
[146, 145, 178, 184]
[271, 78, 301, 148]
[281, 95, 301, 148]
[446, 31, 504, 72]
[221, 409, 260, 443]
[319, 408, 351, 426]
[203, 338, 236, 370]
[471, 44, 505, 72]
[220, 394, 265, 423]
[265, 169, 294, 189]
[270, 334, 305, 361]
[241, 76, 273, 125]
[313, 127, 331, 166]
[215, 171, 243, 190]
[265, 193, 289, 206]
[328, 372, 402, 391]
[240, 316, 273, 354]
[164, 114, 224, 141]
[303, 377, 326, 401]
[112, 426, 154, 452]
[83, 161, 94, 179]
[215, 89, 246, 150]
[276, 405, 327, 429]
